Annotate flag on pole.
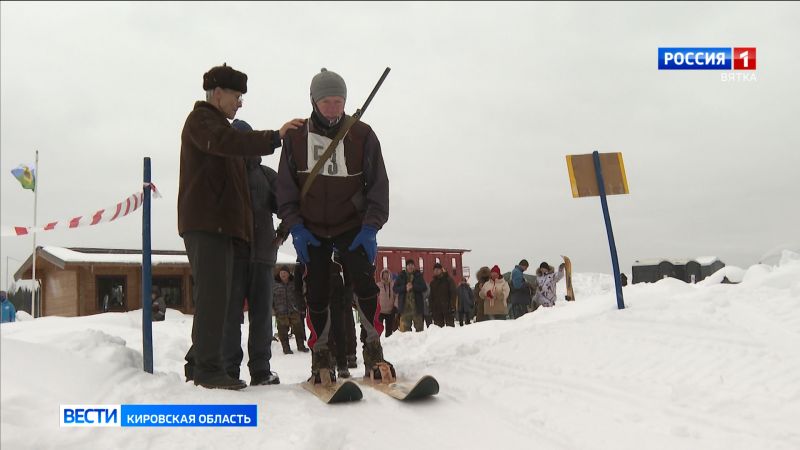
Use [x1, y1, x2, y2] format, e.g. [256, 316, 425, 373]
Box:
[11, 164, 36, 191]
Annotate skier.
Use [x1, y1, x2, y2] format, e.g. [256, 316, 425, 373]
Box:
[276, 68, 393, 384]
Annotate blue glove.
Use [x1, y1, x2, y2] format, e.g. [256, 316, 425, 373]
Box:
[290, 224, 321, 264]
[348, 225, 378, 264]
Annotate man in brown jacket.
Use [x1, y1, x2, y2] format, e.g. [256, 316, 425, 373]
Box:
[429, 263, 457, 327]
[276, 68, 392, 385]
[179, 63, 303, 390]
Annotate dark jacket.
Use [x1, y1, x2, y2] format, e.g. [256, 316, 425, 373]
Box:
[429, 272, 457, 311]
[509, 283, 535, 305]
[273, 278, 305, 316]
[276, 116, 389, 238]
[178, 101, 280, 242]
[152, 295, 166, 321]
[393, 270, 427, 315]
[509, 266, 534, 306]
[457, 282, 475, 313]
[246, 159, 279, 264]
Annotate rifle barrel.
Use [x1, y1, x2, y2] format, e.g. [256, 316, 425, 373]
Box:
[360, 67, 391, 115]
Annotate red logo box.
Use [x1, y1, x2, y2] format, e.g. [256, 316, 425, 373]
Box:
[733, 47, 757, 70]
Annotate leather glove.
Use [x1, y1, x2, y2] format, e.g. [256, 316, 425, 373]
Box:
[486, 290, 494, 299]
[290, 224, 321, 264]
[348, 225, 378, 263]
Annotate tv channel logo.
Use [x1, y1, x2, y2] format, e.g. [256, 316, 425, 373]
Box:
[60, 404, 258, 428]
[658, 47, 756, 70]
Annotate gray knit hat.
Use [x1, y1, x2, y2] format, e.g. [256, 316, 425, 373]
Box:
[310, 68, 347, 103]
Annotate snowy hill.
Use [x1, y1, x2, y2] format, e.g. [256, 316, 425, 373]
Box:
[2, 252, 799, 450]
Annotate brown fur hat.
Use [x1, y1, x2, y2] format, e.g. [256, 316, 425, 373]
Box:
[476, 266, 491, 283]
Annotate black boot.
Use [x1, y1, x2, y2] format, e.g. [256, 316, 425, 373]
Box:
[281, 339, 293, 355]
[337, 363, 351, 379]
[296, 336, 310, 353]
[194, 373, 247, 390]
[346, 354, 357, 369]
[250, 371, 280, 386]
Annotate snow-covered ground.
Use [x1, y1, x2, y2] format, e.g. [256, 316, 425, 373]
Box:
[2, 252, 799, 450]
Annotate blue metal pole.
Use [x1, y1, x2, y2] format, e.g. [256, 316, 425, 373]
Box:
[142, 157, 154, 373]
[593, 151, 625, 310]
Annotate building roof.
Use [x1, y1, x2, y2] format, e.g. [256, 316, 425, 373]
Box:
[13, 246, 296, 281]
[633, 256, 722, 267]
[377, 246, 471, 254]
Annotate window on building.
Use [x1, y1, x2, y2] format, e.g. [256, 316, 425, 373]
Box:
[97, 276, 126, 312]
[153, 276, 183, 308]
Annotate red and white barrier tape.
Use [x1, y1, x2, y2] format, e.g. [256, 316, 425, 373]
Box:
[1, 183, 161, 237]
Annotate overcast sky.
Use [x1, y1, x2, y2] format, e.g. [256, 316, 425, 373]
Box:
[2, 1, 799, 289]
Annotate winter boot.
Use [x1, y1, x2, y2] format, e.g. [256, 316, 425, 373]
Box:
[362, 340, 396, 384]
[250, 371, 280, 386]
[193, 373, 247, 391]
[309, 347, 336, 386]
[281, 339, 293, 355]
[296, 336, 310, 353]
[337, 363, 351, 379]
[346, 354, 358, 369]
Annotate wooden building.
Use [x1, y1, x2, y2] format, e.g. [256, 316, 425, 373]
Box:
[13, 246, 294, 317]
[375, 246, 471, 284]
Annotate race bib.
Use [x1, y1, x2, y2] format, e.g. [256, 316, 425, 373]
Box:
[305, 131, 349, 177]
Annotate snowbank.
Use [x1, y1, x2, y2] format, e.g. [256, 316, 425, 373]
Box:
[2, 254, 799, 450]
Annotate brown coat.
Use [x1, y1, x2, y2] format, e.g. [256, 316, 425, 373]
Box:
[429, 272, 457, 311]
[178, 101, 280, 242]
[276, 116, 389, 238]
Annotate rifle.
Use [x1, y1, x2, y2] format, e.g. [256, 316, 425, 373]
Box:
[300, 67, 391, 200]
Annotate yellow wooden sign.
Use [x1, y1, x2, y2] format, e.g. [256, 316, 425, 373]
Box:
[566, 152, 629, 198]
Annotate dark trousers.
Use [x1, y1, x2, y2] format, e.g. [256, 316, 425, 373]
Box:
[380, 312, 396, 338]
[431, 302, 455, 327]
[329, 287, 348, 366]
[222, 260, 274, 378]
[344, 301, 357, 357]
[306, 228, 381, 351]
[276, 312, 305, 349]
[458, 310, 472, 326]
[510, 303, 529, 320]
[183, 231, 234, 382]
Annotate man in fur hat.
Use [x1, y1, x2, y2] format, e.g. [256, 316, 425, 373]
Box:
[179, 63, 303, 390]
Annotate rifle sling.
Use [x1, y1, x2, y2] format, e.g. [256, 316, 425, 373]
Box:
[300, 113, 361, 200]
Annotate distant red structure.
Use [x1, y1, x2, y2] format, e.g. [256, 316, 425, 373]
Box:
[375, 246, 471, 284]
